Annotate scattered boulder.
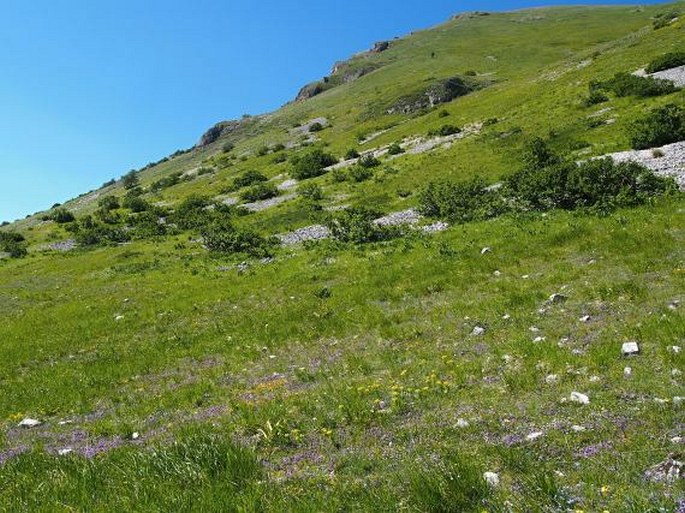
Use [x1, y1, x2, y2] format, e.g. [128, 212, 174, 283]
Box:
[483, 471, 500, 487]
[622, 342, 640, 356]
[570, 391, 590, 405]
[481, 247, 492, 255]
[644, 454, 683, 483]
[471, 325, 486, 336]
[372, 41, 390, 53]
[455, 418, 470, 428]
[526, 431, 544, 441]
[18, 418, 41, 428]
[547, 293, 568, 304]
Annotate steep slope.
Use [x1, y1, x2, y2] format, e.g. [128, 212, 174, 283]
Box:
[0, 4, 683, 511]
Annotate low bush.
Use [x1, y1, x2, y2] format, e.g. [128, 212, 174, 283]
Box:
[429, 124, 461, 137]
[201, 218, 274, 257]
[348, 165, 374, 182]
[344, 148, 360, 160]
[387, 143, 404, 155]
[121, 170, 140, 190]
[256, 145, 270, 157]
[309, 122, 324, 133]
[298, 183, 324, 200]
[222, 142, 234, 153]
[232, 170, 268, 189]
[418, 177, 509, 223]
[0, 231, 27, 258]
[151, 172, 182, 192]
[582, 89, 608, 107]
[69, 215, 130, 246]
[50, 208, 75, 224]
[122, 194, 150, 213]
[592, 72, 676, 98]
[272, 153, 288, 164]
[326, 207, 399, 243]
[646, 51, 685, 73]
[290, 150, 338, 180]
[98, 195, 120, 211]
[627, 103, 685, 149]
[240, 183, 279, 202]
[653, 10, 679, 29]
[357, 154, 381, 168]
[172, 195, 213, 230]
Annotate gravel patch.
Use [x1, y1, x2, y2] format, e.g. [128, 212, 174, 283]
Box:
[277, 225, 331, 245]
[601, 141, 685, 189]
[46, 239, 77, 252]
[291, 118, 329, 136]
[374, 209, 421, 226]
[243, 193, 296, 212]
[651, 65, 685, 87]
[422, 221, 450, 232]
[220, 197, 238, 206]
[277, 179, 298, 191]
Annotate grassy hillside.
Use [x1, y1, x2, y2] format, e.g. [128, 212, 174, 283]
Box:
[0, 3, 684, 511]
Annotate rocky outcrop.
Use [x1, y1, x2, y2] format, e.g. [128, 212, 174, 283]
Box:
[372, 41, 390, 53]
[196, 117, 258, 148]
[295, 82, 326, 102]
[388, 76, 478, 114]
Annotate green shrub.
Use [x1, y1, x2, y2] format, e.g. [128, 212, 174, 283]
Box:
[582, 89, 608, 107]
[592, 72, 676, 98]
[298, 183, 324, 200]
[437, 109, 451, 118]
[128, 211, 169, 239]
[627, 103, 685, 149]
[98, 195, 120, 211]
[331, 168, 348, 182]
[70, 215, 130, 246]
[429, 124, 461, 137]
[121, 170, 140, 190]
[357, 154, 381, 168]
[151, 172, 182, 192]
[256, 145, 270, 157]
[240, 183, 279, 202]
[646, 51, 685, 73]
[348, 165, 374, 182]
[291, 150, 338, 180]
[326, 207, 398, 243]
[271, 143, 286, 152]
[309, 122, 324, 133]
[232, 170, 268, 189]
[201, 218, 274, 257]
[418, 177, 508, 223]
[387, 143, 404, 155]
[222, 142, 235, 153]
[122, 194, 150, 213]
[0, 231, 27, 258]
[50, 208, 75, 224]
[272, 153, 288, 164]
[172, 196, 213, 230]
[653, 11, 679, 29]
[345, 148, 360, 160]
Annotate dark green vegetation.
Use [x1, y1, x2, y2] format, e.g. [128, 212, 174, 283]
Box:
[0, 3, 684, 511]
[646, 49, 685, 73]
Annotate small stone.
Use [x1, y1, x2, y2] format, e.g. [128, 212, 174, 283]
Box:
[493, 270, 501, 276]
[533, 336, 546, 343]
[670, 346, 682, 354]
[624, 366, 632, 378]
[548, 293, 568, 304]
[671, 436, 683, 444]
[58, 448, 73, 456]
[571, 425, 586, 432]
[481, 247, 491, 255]
[570, 391, 590, 405]
[529, 326, 540, 333]
[673, 396, 684, 407]
[123, 298, 130, 303]
[526, 431, 544, 441]
[502, 313, 511, 320]
[579, 315, 591, 323]
[502, 354, 513, 363]
[114, 315, 124, 321]
[672, 369, 682, 378]
[589, 375, 601, 383]
[545, 374, 559, 385]
[521, 274, 530, 279]
[455, 418, 470, 428]
[483, 471, 500, 487]
[18, 418, 41, 428]
[654, 398, 669, 405]
[131, 432, 140, 440]
[621, 342, 640, 356]
[471, 326, 486, 336]
[644, 454, 683, 483]
[668, 300, 680, 310]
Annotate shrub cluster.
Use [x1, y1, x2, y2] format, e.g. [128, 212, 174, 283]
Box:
[628, 103, 685, 149]
[387, 143, 405, 155]
[200, 218, 275, 257]
[66, 215, 130, 247]
[591, 72, 676, 98]
[325, 207, 399, 244]
[231, 170, 268, 190]
[646, 51, 685, 73]
[298, 183, 324, 200]
[151, 172, 182, 192]
[240, 183, 279, 202]
[428, 124, 461, 137]
[290, 150, 338, 180]
[653, 11, 679, 30]
[0, 231, 27, 258]
[420, 138, 676, 221]
[50, 208, 75, 224]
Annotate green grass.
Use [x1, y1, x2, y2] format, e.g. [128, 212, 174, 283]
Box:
[0, 3, 684, 510]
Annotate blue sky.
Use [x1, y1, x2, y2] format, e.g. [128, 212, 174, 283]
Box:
[0, 0, 661, 222]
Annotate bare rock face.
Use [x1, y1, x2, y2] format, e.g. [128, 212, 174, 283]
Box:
[372, 41, 390, 53]
[196, 120, 240, 148]
[388, 76, 476, 114]
[295, 82, 326, 102]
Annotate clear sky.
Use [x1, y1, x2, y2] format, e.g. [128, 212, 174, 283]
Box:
[0, 0, 661, 222]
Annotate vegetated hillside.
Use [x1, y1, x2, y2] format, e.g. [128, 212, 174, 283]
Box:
[0, 4, 684, 511]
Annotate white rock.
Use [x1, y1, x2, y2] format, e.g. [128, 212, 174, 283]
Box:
[471, 326, 486, 336]
[493, 270, 501, 276]
[621, 342, 640, 356]
[131, 432, 140, 440]
[548, 293, 568, 304]
[529, 326, 540, 333]
[19, 418, 42, 428]
[673, 396, 684, 407]
[654, 398, 669, 405]
[526, 431, 544, 441]
[481, 247, 491, 255]
[571, 425, 586, 432]
[533, 336, 546, 343]
[521, 274, 529, 279]
[502, 354, 513, 363]
[670, 346, 682, 354]
[589, 376, 601, 383]
[114, 315, 124, 321]
[58, 448, 73, 456]
[483, 471, 500, 487]
[455, 418, 470, 428]
[502, 313, 511, 320]
[570, 392, 590, 405]
[672, 369, 683, 378]
[624, 366, 632, 378]
[579, 315, 591, 323]
[671, 436, 683, 444]
[545, 374, 559, 385]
